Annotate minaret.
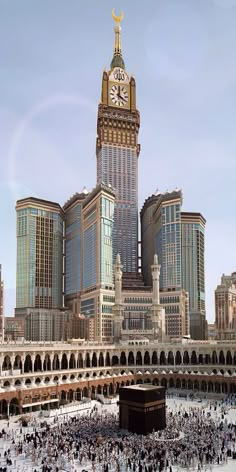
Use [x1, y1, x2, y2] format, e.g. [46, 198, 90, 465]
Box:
[113, 254, 124, 342]
[150, 254, 166, 341]
[151, 254, 160, 305]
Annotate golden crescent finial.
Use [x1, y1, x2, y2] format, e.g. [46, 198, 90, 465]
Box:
[112, 8, 124, 24]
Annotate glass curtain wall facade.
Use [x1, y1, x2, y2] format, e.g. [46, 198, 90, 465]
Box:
[81, 184, 115, 342]
[83, 221, 97, 290]
[181, 212, 206, 316]
[63, 191, 87, 313]
[82, 184, 115, 291]
[15, 198, 64, 317]
[64, 200, 83, 295]
[153, 191, 182, 291]
[100, 196, 114, 287]
[97, 143, 138, 273]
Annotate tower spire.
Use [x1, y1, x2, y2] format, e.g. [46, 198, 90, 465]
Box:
[111, 8, 125, 70]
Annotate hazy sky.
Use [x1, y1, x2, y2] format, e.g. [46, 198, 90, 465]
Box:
[0, 0, 236, 320]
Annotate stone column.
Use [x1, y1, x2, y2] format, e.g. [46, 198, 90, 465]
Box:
[31, 355, 36, 373]
[113, 254, 124, 342]
[10, 356, 15, 373]
[21, 357, 25, 374]
[58, 354, 62, 371]
[173, 353, 176, 366]
[41, 355, 45, 372]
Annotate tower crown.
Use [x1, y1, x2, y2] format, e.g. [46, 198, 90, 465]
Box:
[110, 9, 125, 70]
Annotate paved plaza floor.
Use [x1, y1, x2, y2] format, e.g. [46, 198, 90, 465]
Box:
[0, 396, 236, 471]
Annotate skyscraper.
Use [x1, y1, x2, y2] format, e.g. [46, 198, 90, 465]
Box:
[181, 212, 206, 339]
[64, 184, 116, 341]
[215, 271, 236, 340]
[141, 190, 183, 291]
[96, 10, 140, 273]
[63, 190, 88, 314]
[80, 183, 115, 341]
[141, 190, 206, 339]
[15, 197, 64, 318]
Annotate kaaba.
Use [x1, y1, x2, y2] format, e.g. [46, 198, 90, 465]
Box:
[119, 384, 166, 435]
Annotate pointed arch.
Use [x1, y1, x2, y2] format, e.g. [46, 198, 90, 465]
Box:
[92, 353, 97, 367]
[78, 353, 83, 368]
[183, 351, 189, 365]
[128, 351, 134, 365]
[2, 355, 12, 371]
[160, 351, 166, 366]
[52, 354, 59, 371]
[105, 352, 111, 367]
[152, 351, 158, 365]
[24, 355, 32, 373]
[69, 353, 76, 369]
[13, 355, 22, 370]
[219, 350, 225, 365]
[112, 355, 119, 366]
[167, 351, 174, 365]
[43, 354, 51, 371]
[212, 351, 218, 365]
[191, 351, 197, 365]
[175, 351, 182, 365]
[136, 351, 142, 366]
[144, 351, 150, 365]
[61, 353, 68, 370]
[86, 353, 91, 368]
[120, 351, 127, 366]
[34, 354, 42, 372]
[99, 352, 104, 367]
[226, 351, 232, 365]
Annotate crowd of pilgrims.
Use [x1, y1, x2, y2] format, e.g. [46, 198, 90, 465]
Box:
[1, 399, 236, 471]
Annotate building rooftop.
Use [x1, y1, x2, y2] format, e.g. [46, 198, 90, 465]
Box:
[16, 196, 63, 212]
[181, 212, 206, 225]
[63, 189, 89, 211]
[121, 384, 164, 391]
[140, 189, 183, 217]
[83, 182, 116, 208]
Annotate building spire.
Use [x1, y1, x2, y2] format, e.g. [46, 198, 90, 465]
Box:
[110, 8, 125, 70]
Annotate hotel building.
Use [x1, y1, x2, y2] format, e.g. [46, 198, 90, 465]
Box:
[215, 272, 236, 340]
[181, 212, 206, 339]
[64, 183, 116, 342]
[63, 190, 88, 314]
[141, 190, 206, 339]
[96, 12, 140, 273]
[81, 183, 116, 342]
[15, 197, 64, 318]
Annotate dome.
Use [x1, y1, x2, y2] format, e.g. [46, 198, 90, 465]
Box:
[110, 53, 125, 70]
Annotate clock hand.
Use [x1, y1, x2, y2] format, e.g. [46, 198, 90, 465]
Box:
[117, 93, 124, 101]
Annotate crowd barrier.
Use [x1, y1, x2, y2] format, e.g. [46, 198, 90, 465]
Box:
[41, 399, 92, 417]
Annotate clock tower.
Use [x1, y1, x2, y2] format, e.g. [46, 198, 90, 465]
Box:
[96, 10, 140, 273]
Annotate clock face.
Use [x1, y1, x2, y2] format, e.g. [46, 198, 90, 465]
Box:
[110, 84, 128, 107]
